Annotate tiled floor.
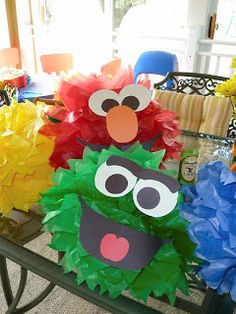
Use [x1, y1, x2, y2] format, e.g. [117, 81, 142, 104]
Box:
[0, 233, 205, 314]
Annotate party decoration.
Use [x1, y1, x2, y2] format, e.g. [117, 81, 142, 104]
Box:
[182, 161, 236, 301]
[227, 106, 236, 138]
[0, 68, 28, 88]
[40, 67, 182, 169]
[231, 141, 236, 172]
[215, 76, 236, 138]
[215, 75, 236, 102]
[41, 144, 197, 303]
[0, 89, 11, 106]
[0, 100, 54, 214]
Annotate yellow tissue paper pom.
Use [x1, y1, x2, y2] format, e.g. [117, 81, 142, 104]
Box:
[230, 57, 236, 69]
[215, 74, 236, 99]
[0, 100, 54, 214]
[0, 80, 6, 89]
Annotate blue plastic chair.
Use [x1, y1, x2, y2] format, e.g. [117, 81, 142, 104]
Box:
[133, 51, 178, 83]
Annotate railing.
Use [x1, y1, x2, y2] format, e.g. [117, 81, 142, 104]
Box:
[115, 31, 236, 78]
[113, 30, 188, 70]
[197, 39, 236, 76]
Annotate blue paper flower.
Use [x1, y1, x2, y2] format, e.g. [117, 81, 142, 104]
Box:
[181, 161, 236, 300]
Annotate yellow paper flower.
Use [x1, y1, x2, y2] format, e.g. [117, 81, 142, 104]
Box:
[0, 80, 6, 89]
[0, 100, 54, 214]
[230, 57, 236, 69]
[215, 75, 236, 98]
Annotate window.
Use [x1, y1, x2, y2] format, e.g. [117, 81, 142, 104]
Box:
[16, 0, 189, 74]
[115, 0, 189, 69]
[208, 0, 236, 76]
[215, 0, 236, 40]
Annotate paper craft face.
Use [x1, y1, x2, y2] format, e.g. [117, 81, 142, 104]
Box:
[41, 146, 195, 302]
[94, 155, 179, 218]
[80, 155, 179, 270]
[40, 71, 182, 169]
[88, 84, 151, 143]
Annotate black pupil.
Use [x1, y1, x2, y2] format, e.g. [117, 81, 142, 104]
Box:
[105, 174, 128, 194]
[122, 96, 140, 110]
[137, 187, 160, 210]
[101, 99, 119, 112]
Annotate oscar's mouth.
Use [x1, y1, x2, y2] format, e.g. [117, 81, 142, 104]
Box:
[79, 197, 168, 270]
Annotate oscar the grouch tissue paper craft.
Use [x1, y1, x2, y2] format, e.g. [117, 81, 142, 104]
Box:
[40, 67, 182, 169]
[41, 145, 197, 304]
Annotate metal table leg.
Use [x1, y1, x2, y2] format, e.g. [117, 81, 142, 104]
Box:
[0, 256, 14, 306]
[200, 288, 236, 314]
[0, 236, 160, 314]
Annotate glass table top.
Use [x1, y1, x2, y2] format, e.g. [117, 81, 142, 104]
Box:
[0, 129, 235, 314]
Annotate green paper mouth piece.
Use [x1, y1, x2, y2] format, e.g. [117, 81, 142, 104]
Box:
[48, 117, 61, 123]
[41, 144, 197, 303]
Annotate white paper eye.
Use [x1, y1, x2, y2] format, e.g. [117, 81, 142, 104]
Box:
[119, 84, 151, 112]
[88, 89, 120, 116]
[133, 179, 178, 218]
[95, 162, 137, 197]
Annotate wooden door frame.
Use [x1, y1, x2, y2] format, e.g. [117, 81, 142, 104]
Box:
[5, 0, 22, 68]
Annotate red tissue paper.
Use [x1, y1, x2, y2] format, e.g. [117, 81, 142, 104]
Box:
[40, 67, 182, 169]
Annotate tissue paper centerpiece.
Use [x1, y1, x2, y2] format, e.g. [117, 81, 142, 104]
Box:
[182, 161, 236, 301]
[40, 67, 182, 169]
[41, 145, 197, 303]
[0, 101, 54, 214]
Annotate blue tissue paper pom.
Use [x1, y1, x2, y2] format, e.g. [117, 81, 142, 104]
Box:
[181, 161, 236, 300]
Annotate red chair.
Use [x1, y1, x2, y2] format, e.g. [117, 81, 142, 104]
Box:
[101, 59, 122, 76]
[0, 48, 20, 68]
[40, 53, 74, 75]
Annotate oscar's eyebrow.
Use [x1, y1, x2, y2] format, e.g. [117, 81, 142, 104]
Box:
[106, 156, 179, 193]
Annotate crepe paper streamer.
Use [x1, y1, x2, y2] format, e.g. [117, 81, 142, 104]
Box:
[40, 67, 182, 169]
[0, 100, 54, 214]
[41, 144, 197, 304]
[181, 161, 236, 301]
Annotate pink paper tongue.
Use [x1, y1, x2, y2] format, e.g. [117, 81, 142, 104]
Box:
[100, 233, 130, 262]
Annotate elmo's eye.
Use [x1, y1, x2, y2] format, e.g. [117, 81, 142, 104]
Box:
[119, 84, 151, 112]
[95, 162, 137, 197]
[133, 179, 178, 217]
[89, 90, 119, 116]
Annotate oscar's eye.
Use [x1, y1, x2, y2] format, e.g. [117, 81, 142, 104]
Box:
[119, 84, 151, 112]
[89, 90, 119, 116]
[95, 162, 137, 197]
[133, 179, 178, 217]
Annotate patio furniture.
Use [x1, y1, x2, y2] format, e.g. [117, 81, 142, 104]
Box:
[133, 51, 178, 83]
[40, 53, 73, 75]
[0, 48, 20, 68]
[101, 59, 122, 76]
[154, 71, 232, 137]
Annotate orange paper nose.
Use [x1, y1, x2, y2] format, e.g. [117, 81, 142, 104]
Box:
[106, 106, 138, 143]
